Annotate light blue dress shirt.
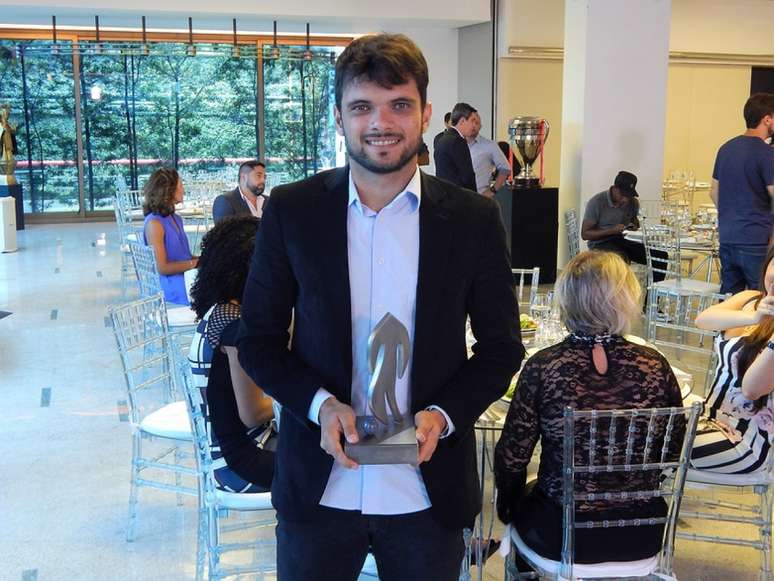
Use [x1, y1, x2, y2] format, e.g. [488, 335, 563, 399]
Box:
[469, 134, 511, 193]
[306, 167, 451, 515]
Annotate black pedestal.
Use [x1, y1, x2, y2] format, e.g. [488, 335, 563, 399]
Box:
[498, 186, 558, 284]
[0, 184, 24, 230]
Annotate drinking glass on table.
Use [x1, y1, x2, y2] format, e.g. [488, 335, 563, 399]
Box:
[530, 292, 553, 324]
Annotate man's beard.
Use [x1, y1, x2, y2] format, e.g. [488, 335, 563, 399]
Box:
[345, 131, 422, 175]
[247, 182, 265, 196]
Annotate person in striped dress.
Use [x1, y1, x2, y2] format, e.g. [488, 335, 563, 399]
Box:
[691, 246, 774, 473]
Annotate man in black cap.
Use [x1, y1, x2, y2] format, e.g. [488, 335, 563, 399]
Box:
[581, 171, 666, 282]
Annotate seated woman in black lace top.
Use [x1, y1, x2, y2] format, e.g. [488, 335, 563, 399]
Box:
[188, 216, 275, 493]
[494, 251, 685, 564]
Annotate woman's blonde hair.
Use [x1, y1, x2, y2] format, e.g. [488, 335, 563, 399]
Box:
[555, 250, 642, 336]
[142, 167, 179, 217]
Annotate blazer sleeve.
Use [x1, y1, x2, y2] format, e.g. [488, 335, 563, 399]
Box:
[212, 194, 234, 224]
[236, 194, 327, 424]
[432, 201, 525, 438]
[433, 138, 456, 185]
[452, 137, 477, 192]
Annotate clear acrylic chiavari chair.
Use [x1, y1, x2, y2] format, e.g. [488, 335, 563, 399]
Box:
[109, 294, 197, 542]
[505, 403, 702, 580]
[564, 209, 580, 259]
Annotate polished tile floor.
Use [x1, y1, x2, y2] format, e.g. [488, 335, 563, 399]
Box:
[0, 223, 767, 580]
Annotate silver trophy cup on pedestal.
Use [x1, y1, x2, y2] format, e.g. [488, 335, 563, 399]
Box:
[508, 116, 550, 189]
[344, 313, 418, 466]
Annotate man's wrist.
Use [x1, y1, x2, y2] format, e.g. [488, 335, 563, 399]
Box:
[425, 405, 455, 437]
[308, 388, 335, 424]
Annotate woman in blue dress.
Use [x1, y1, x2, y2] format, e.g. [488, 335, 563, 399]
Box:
[142, 168, 198, 305]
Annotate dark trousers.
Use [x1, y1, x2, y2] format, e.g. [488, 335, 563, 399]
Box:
[276, 507, 464, 581]
[719, 243, 768, 294]
[592, 237, 667, 283]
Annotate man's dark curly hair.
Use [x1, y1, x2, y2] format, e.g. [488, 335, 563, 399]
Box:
[334, 33, 428, 110]
[190, 216, 260, 319]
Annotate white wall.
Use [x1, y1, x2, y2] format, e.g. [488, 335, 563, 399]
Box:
[498, 0, 564, 55]
[669, 0, 774, 54]
[458, 22, 494, 139]
[499, 0, 774, 55]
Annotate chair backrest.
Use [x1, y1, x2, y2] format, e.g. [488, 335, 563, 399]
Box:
[559, 403, 702, 579]
[109, 294, 177, 426]
[638, 200, 662, 223]
[512, 267, 540, 306]
[177, 351, 219, 499]
[564, 209, 580, 259]
[128, 241, 162, 298]
[643, 222, 682, 284]
[646, 288, 728, 395]
[116, 188, 144, 215]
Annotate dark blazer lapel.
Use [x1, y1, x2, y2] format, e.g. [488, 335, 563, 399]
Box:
[320, 167, 354, 400]
[412, 172, 453, 408]
[238, 192, 250, 214]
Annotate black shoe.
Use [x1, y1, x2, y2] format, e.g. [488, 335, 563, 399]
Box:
[470, 538, 501, 566]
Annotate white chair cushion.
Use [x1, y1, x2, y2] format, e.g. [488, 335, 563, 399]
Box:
[139, 401, 192, 440]
[653, 279, 721, 294]
[215, 489, 273, 511]
[686, 467, 774, 487]
[167, 306, 197, 327]
[510, 526, 660, 579]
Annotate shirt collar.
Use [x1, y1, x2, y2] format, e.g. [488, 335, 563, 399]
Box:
[348, 166, 422, 215]
[238, 185, 263, 211]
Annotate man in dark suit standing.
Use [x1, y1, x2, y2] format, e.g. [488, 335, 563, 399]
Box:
[433, 102, 478, 192]
[238, 33, 523, 581]
[212, 160, 267, 223]
[432, 111, 452, 148]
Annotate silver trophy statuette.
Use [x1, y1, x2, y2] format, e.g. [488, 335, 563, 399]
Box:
[344, 312, 419, 466]
[508, 116, 550, 189]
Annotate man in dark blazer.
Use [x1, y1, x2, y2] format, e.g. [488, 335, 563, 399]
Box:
[238, 34, 523, 581]
[433, 102, 478, 192]
[212, 160, 267, 223]
[432, 111, 452, 148]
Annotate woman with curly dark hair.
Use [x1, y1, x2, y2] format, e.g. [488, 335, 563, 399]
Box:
[188, 216, 275, 493]
[142, 167, 198, 305]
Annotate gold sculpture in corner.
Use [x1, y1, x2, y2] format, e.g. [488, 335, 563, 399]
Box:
[0, 103, 18, 186]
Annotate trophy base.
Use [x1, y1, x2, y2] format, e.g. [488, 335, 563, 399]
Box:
[345, 418, 418, 466]
[512, 176, 541, 189]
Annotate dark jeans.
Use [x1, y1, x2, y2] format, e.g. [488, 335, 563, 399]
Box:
[719, 243, 768, 294]
[591, 236, 667, 283]
[276, 507, 464, 581]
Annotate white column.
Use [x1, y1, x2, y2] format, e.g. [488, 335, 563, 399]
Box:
[558, 0, 671, 264]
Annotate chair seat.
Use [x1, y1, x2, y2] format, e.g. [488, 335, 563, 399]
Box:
[215, 488, 273, 511]
[140, 401, 192, 440]
[510, 526, 660, 579]
[653, 278, 720, 294]
[686, 467, 774, 487]
[167, 306, 197, 327]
